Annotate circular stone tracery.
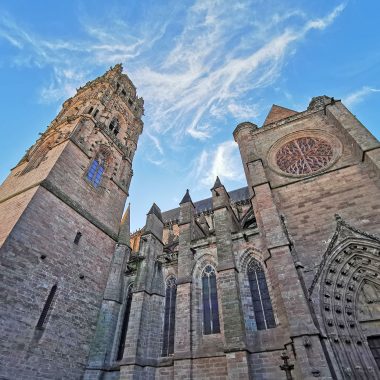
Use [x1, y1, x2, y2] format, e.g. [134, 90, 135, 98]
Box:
[275, 137, 333, 175]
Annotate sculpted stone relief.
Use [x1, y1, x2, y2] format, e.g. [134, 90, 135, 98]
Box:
[310, 216, 380, 378]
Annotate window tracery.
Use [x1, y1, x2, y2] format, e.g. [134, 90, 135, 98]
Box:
[275, 136, 333, 175]
[202, 265, 220, 335]
[109, 118, 120, 136]
[87, 158, 105, 187]
[247, 260, 275, 330]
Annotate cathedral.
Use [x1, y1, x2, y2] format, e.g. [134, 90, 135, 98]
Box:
[0, 64, 380, 380]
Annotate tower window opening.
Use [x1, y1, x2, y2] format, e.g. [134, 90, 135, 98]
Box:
[87, 159, 105, 188]
[202, 265, 220, 335]
[128, 99, 133, 106]
[93, 109, 99, 118]
[122, 90, 127, 96]
[117, 284, 133, 361]
[109, 119, 119, 136]
[88, 107, 94, 115]
[247, 260, 275, 330]
[74, 232, 82, 244]
[162, 276, 177, 356]
[36, 285, 57, 330]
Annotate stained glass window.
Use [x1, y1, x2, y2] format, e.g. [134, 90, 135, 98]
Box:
[117, 284, 133, 361]
[162, 276, 177, 356]
[248, 260, 275, 330]
[202, 265, 220, 335]
[87, 159, 105, 187]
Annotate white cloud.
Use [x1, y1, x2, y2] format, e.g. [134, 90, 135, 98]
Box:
[191, 141, 245, 187]
[227, 102, 260, 120]
[343, 86, 380, 108]
[0, 1, 345, 157]
[135, 2, 346, 144]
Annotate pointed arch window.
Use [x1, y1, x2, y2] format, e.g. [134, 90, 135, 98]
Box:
[117, 283, 133, 361]
[162, 276, 176, 356]
[109, 118, 120, 136]
[87, 158, 105, 187]
[247, 260, 275, 330]
[202, 265, 220, 335]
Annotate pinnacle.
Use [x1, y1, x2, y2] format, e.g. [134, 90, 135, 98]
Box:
[147, 202, 163, 222]
[179, 189, 192, 205]
[211, 176, 223, 190]
[118, 203, 130, 245]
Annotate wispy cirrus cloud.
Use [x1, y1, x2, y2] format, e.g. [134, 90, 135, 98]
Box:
[136, 1, 345, 149]
[0, 1, 345, 169]
[190, 140, 245, 188]
[343, 86, 380, 108]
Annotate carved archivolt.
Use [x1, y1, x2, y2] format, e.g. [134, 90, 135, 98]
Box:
[311, 216, 380, 379]
[238, 247, 266, 273]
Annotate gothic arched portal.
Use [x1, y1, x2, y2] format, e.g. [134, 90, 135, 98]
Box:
[311, 216, 380, 379]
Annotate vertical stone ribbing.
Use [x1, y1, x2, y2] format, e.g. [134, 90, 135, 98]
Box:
[84, 245, 131, 378]
[84, 207, 132, 379]
[174, 191, 195, 377]
[211, 179, 250, 378]
[120, 205, 164, 379]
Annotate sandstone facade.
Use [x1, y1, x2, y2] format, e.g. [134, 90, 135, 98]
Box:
[0, 67, 380, 380]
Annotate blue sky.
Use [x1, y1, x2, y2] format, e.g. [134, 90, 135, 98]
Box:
[0, 0, 379, 231]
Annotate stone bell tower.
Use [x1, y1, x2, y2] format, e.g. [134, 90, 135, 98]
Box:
[0, 64, 143, 379]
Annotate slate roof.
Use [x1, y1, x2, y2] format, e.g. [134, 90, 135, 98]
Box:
[161, 186, 250, 223]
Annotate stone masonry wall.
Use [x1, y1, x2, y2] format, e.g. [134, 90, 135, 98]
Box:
[0, 187, 37, 247]
[0, 186, 115, 379]
[275, 162, 380, 289]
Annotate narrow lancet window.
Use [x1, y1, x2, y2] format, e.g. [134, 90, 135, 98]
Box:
[87, 158, 105, 187]
[162, 276, 177, 356]
[202, 265, 220, 335]
[36, 285, 57, 330]
[247, 260, 275, 330]
[117, 284, 133, 361]
[109, 118, 120, 136]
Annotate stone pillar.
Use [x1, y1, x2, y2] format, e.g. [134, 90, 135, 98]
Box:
[234, 120, 334, 379]
[211, 177, 250, 379]
[84, 207, 131, 379]
[119, 204, 164, 379]
[174, 190, 195, 378]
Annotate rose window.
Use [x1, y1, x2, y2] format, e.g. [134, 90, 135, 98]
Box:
[275, 137, 333, 175]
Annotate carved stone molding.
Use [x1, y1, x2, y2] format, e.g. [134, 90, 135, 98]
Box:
[310, 215, 380, 378]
